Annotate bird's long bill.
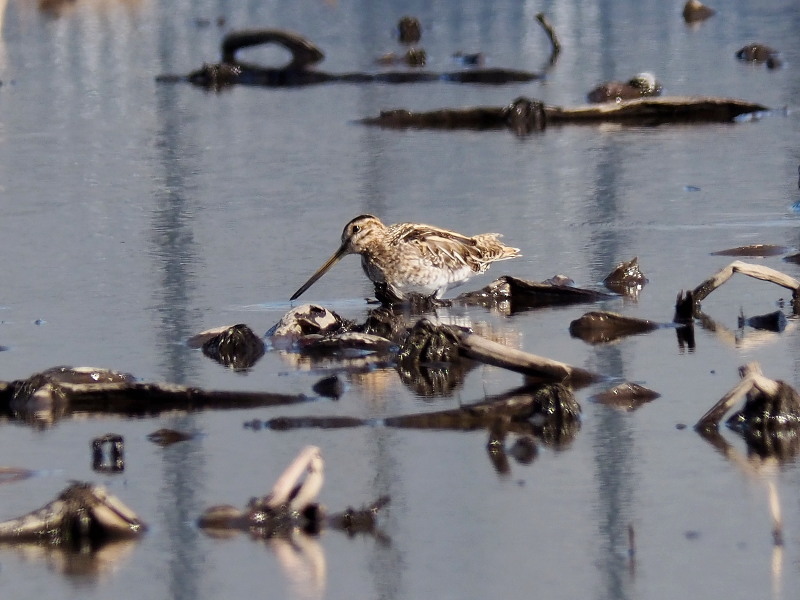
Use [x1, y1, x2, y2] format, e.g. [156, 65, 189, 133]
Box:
[290, 244, 349, 301]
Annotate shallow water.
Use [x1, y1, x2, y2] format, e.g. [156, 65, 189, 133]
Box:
[1, 0, 800, 598]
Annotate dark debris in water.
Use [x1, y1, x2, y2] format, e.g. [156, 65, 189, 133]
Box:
[710, 244, 791, 257]
[91, 433, 124, 473]
[263, 382, 582, 451]
[735, 43, 782, 69]
[570, 311, 662, 344]
[312, 375, 345, 399]
[189, 324, 265, 371]
[456, 275, 614, 314]
[147, 428, 196, 447]
[738, 310, 787, 332]
[591, 382, 661, 411]
[602, 257, 648, 294]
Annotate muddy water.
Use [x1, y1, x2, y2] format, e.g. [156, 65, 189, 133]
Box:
[1, 0, 800, 598]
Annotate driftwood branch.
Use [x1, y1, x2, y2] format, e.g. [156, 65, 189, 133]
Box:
[34, 381, 311, 414]
[453, 329, 602, 385]
[692, 261, 800, 304]
[265, 445, 324, 511]
[678, 261, 800, 320]
[696, 362, 767, 428]
[545, 96, 767, 124]
[360, 96, 768, 133]
[0, 483, 146, 546]
[0, 366, 313, 425]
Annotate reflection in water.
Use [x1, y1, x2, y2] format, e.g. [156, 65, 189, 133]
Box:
[9, 0, 148, 19]
[587, 137, 636, 600]
[0, 0, 6, 68]
[697, 428, 785, 597]
[150, 124, 199, 383]
[152, 35, 203, 599]
[160, 436, 203, 600]
[592, 405, 635, 600]
[271, 536, 327, 600]
[0, 538, 139, 579]
[364, 430, 404, 600]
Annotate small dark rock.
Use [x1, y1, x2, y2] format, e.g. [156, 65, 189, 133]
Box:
[195, 324, 265, 371]
[711, 244, 789, 257]
[509, 436, 538, 464]
[736, 43, 779, 63]
[738, 310, 787, 333]
[591, 382, 660, 411]
[682, 0, 715, 23]
[452, 52, 484, 66]
[312, 375, 345, 399]
[603, 257, 648, 293]
[397, 16, 421, 44]
[587, 74, 662, 104]
[147, 428, 194, 446]
[569, 311, 660, 344]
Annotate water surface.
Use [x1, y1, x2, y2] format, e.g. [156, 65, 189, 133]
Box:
[1, 0, 800, 598]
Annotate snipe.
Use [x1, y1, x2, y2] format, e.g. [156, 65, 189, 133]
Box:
[290, 214, 521, 301]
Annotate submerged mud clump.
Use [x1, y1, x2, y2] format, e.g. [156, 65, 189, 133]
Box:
[395, 319, 474, 397]
[727, 381, 800, 431]
[602, 257, 649, 294]
[191, 324, 265, 371]
[526, 383, 582, 448]
[397, 319, 463, 364]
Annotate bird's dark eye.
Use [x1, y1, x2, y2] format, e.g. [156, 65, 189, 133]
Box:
[352, 225, 361, 233]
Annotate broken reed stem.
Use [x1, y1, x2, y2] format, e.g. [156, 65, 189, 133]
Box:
[535, 13, 561, 63]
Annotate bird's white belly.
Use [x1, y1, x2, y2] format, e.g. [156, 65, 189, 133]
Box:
[362, 255, 474, 298]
